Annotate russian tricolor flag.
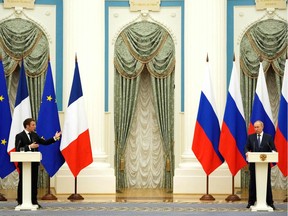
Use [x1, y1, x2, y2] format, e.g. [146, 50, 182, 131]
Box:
[60, 57, 93, 177]
[7, 60, 31, 154]
[274, 58, 287, 177]
[219, 60, 247, 176]
[192, 57, 224, 175]
[248, 62, 275, 137]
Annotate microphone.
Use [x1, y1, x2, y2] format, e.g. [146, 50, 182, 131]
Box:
[265, 142, 275, 152]
[252, 141, 256, 152]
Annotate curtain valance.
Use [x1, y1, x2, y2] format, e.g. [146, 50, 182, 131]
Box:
[0, 18, 49, 77]
[240, 19, 287, 78]
[114, 21, 175, 79]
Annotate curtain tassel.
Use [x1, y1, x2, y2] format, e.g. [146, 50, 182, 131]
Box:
[166, 158, 170, 172]
[120, 158, 125, 171]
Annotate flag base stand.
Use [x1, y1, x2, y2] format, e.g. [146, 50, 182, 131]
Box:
[67, 193, 84, 201]
[225, 194, 241, 202]
[41, 174, 57, 200]
[68, 177, 84, 201]
[0, 194, 7, 201]
[200, 194, 215, 201]
[41, 193, 57, 200]
[200, 175, 215, 201]
[225, 176, 241, 202]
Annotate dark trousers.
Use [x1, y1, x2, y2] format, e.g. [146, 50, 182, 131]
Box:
[17, 162, 39, 204]
[248, 163, 273, 205]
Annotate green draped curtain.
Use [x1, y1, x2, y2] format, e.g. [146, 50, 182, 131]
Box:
[0, 18, 49, 120]
[114, 21, 175, 191]
[240, 19, 287, 188]
[0, 18, 49, 188]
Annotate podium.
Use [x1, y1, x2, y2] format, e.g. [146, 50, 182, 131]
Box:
[10, 152, 42, 211]
[247, 152, 278, 212]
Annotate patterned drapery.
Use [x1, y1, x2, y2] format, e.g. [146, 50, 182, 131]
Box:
[240, 19, 287, 124]
[114, 21, 175, 191]
[0, 18, 49, 119]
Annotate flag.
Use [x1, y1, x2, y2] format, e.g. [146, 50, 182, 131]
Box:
[0, 58, 16, 178]
[37, 61, 65, 177]
[7, 60, 31, 154]
[248, 62, 275, 137]
[219, 60, 247, 176]
[192, 57, 224, 175]
[274, 59, 287, 176]
[60, 58, 93, 177]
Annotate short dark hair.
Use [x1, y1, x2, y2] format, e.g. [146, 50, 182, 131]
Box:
[23, 118, 35, 128]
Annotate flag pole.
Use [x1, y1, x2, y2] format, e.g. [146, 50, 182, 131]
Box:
[0, 193, 7, 201]
[41, 174, 57, 200]
[225, 175, 241, 202]
[200, 175, 215, 201]
[68, 177, 84, 200]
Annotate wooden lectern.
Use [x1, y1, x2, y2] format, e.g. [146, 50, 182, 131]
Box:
[247, 152, 278, 212]
[10, 152, 42, 211]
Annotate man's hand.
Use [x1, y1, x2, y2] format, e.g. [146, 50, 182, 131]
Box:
[30, 142, 39, 149]
[54, 131, 62, 140]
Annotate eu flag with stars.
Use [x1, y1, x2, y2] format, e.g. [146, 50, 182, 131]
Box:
[37, 61, 64, 177]
[0, 58, 16, 178]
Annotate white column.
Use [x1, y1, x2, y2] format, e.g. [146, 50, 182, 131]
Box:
[174, 0, 233, 194]
[54, 0, 115, 194]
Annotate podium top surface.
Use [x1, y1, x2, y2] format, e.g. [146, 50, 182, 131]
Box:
[247, 152, 278, 163]
[10, 152, 42, 162]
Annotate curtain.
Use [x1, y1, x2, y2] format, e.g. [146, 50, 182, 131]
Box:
[0, 18, 49, 189]
[240, 19, 287, 189]
[125, 69, 165, 189]
[0, 18, 49, 119]
[114, 21, 175, 191]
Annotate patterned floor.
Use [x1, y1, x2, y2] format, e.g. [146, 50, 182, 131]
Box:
[0, 201, 287, 216]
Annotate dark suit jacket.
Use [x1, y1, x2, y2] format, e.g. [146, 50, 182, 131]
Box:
[15, 130, 55, 152]
[245, 133, 277, 170]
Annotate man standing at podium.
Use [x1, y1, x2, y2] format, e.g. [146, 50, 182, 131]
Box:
[245, 120, 277, 210]
[15, 118, 61, 208]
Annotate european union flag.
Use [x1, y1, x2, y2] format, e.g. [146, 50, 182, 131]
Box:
[0, 58, 16, 178]
[37, 61, 64, 177]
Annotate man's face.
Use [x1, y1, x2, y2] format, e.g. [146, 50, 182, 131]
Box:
[26, 121, 36, 132]
[254, 122, 263, 134]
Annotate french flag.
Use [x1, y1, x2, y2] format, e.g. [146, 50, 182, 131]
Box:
[60, 57, 93, 177]
[192, 57, 224, 175]
[248, 61, 275, 137]
[7, 61, 31, 154]
[219, 60, 247, 176]
[274, 58, 287, 177]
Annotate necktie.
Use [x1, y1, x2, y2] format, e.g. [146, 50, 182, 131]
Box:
[257, 134, 261, 148]
[28, 132, 33, 143]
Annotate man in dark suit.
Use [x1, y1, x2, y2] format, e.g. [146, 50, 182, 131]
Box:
[15, 118, 61, 208]
[245, 120, 277, 210]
